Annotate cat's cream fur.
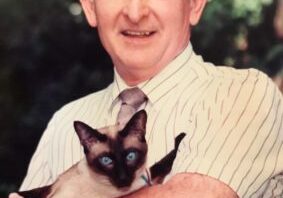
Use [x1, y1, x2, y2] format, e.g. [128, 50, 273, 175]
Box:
[47, 158, 148, 198]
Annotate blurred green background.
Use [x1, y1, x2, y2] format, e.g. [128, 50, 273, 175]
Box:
[0, 0, 282, 196]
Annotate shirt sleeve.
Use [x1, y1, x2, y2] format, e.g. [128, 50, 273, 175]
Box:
[19, 113, 58, 191]
[171, 70, 283, 198]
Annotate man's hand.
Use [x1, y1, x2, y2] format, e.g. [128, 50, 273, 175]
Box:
[8, 193, 23, 198]
[124, 173, 239, 198]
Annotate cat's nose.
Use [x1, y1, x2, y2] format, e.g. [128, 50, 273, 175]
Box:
[115, 173, 132, 188]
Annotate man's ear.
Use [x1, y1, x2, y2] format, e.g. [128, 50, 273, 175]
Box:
[189, 0, 207, 26]
[80, 0, 97, 27]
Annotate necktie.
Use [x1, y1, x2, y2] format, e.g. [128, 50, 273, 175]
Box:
[117, 87, 147, 126]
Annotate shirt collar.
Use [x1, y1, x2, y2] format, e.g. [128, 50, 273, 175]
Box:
[110, 43, 195, 109]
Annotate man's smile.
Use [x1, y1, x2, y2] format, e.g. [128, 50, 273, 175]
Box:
[121, 30, 156, 38]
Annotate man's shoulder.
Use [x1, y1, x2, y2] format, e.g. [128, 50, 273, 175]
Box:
[193, 56, 270, 87]
[202, 65, 283, 118]
[211, 65, 280, 99]
[196, 64, 282, 112]
[211, 65, 269, 84]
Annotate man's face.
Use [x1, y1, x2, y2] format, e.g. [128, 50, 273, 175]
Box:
[81, 0, 206, 83]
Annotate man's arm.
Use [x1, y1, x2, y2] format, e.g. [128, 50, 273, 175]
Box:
[10, 173, 237, 198]
[125, 173, 238, 198]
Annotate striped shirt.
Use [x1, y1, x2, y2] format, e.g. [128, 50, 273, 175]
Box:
[21, 44, 283, 197]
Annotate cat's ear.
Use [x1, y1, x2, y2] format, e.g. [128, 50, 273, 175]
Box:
[121, 110, 147, 137]
[74, 121, 107, 149]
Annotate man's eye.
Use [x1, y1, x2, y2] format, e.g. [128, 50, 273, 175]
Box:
[99, 156, 113, 166]
[126, 151, 138, 161]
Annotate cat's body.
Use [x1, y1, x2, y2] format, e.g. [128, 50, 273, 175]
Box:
[18, 110, 185, 198]
[21, 159, 146, 198]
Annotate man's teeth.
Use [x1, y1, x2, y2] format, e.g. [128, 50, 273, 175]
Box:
[124, 31, 152, 36]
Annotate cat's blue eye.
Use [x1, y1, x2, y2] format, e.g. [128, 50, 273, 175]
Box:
[99, 156, 113, 166]
[126, 151, 137, 161]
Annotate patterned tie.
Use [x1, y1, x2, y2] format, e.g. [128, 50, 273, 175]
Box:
[117, 87, 147, 125]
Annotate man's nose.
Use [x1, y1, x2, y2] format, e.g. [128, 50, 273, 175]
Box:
[122, 0, 150, 23]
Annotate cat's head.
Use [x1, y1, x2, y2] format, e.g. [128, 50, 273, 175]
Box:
[74, 110, 147, 189]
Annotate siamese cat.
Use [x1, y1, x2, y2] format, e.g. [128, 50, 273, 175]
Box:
[18, 110, 185, 198]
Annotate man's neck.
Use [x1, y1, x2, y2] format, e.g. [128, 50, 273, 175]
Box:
[116, 67, 160, 86]
[115, 43, 192, 86]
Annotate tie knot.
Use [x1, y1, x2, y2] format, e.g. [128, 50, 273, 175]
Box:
[119, 87, 147, 109]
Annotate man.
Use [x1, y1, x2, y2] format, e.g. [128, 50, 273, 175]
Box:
[10, 0, 283, 197]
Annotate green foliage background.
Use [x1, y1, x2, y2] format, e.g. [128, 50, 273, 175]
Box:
[0, 0, 282, 196]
